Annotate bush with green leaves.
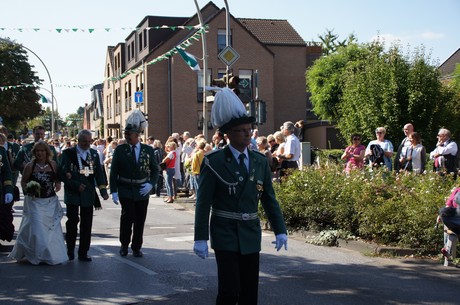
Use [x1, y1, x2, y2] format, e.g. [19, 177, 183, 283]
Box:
[272, 163, 457, 253]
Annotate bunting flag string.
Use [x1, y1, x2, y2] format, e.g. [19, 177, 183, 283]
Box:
[0, 27, 208, 91]
[106, 27, 207, 82]
[0, 83, 95, 91]
[0, 24, 205, 33]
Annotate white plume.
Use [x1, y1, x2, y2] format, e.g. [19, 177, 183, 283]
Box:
[211, 88, 247, 128]
[125, 109, 148, 132]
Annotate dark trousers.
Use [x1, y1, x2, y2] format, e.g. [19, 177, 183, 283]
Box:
[214, 250, 260, 305]
[280, 160, 299, 178]
[66, 205, 93, 256]
[119, 198, 149, 250]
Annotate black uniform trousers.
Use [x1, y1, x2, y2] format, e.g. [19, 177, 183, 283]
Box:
[119, 197, 149, 251]
[66, 204, 93, 257]
[214, 250, 260, 305]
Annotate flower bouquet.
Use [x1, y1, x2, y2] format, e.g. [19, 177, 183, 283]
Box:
[24, 181, 41, 197]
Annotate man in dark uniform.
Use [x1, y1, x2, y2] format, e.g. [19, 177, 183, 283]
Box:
[6, 134, 21, 187]
[14, 125, 58, 173]
[110, 110, 159, 258]
[194, 88, 288, 305]
[0, 144, 14, 242]
[0, 126, 20, 202]
[58, 129, 109, 262]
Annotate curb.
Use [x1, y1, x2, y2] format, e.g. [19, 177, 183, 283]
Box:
[171, 198, 419, 258]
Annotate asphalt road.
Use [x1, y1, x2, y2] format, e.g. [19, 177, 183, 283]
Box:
[1, 188, 460, 305]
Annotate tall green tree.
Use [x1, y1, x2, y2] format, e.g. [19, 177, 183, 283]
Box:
[0, 39, 42, 129]
[318, 29, 357, 56]
[306, 41, 455, 148]
[441, 64, 460, 139]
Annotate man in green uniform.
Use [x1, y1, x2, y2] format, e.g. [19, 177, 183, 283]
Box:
[6, 134, 21, 187]
[59, 129, 109, 262]
[110, 110, 159, 258]
[194, 88, 288, 305]
[0, 144, 14, 241]
[14, 125, 57, 173]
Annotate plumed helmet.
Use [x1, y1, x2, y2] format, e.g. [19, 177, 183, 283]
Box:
[210, 87, 255, 133]
[124, 109, 148, 133]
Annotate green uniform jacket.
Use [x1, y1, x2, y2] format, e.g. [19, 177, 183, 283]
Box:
[0, 147, 13, 199]
[109, 143, 159, 201]
[7, 142, 20, 185]
[14, 141, 57, 172]
[194, 146, 287, 255]
[58, 147, 108, 207]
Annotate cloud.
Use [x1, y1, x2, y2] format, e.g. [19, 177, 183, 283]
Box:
[370, 31, 446, 45]
[370, 33, 402, 45]
[420, 31, 445, 40]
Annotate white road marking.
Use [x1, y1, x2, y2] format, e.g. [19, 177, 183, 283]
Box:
[164, 235, 194, 242]
[149, 226, 177, 229]
[104, 207, 156, 210]
[92, 246, 157, 275]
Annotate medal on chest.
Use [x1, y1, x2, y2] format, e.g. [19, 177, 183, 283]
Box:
[77, 152, 94, 176]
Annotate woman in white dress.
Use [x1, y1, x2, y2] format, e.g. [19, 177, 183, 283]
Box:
[9, 141, 67, 265]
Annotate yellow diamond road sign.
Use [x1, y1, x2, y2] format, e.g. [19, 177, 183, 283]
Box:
[218, 46, 240, 66]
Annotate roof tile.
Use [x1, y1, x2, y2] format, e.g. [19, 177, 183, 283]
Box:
[238, 18, 306, 46]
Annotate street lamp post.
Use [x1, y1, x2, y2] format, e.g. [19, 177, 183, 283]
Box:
[194, 0, 209, 139]
[38, 86, 59, 132]
[0, 38, 55, 136]
[194, 1, 232, 140]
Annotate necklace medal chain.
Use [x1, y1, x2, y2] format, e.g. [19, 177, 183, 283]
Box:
[78, 151, 94, 177]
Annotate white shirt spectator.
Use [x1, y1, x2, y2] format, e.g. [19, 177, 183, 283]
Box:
[284, 134, 301, 162]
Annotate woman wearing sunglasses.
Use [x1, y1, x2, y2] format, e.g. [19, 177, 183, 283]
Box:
[365, 127, 394, 170]
[341, 134, 366, 173]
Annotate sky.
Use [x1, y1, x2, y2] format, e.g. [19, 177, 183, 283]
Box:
[1, 0, 459, 119]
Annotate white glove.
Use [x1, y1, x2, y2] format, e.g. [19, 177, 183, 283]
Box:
[272, 233, 288, 251]
[112, 192, 119, 205]
[193, 240, 209, 259]
[139, 183, 153, 196]
[4, 193, 13, 204]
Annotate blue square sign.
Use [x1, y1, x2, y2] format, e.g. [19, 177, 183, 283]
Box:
[135, 91, 143, 103]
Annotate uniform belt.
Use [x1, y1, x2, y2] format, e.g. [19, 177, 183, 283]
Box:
[212, 208, 258, 221]
[118, 176, 149, 184]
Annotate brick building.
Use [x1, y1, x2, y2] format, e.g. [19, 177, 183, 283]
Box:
[439, 48, 460, 83]
[103, 1, 321, 142]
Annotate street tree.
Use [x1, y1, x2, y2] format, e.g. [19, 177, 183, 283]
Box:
[0, 39, 42, 130]
[306, 40, 455, 148]
[318, 29, 357, 56]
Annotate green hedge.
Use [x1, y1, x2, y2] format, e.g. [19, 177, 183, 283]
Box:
[271, 163, 457, 253]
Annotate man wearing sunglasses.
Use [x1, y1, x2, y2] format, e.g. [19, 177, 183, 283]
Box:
[194, 88, 287, 305]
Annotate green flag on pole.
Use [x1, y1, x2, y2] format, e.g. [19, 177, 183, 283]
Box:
[40, 94, 50, 103]
[175, 47, 200, 71]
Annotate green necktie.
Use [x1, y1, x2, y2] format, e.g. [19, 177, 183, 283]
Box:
[131, 145, 137, 164]
[238, 153, 247, 177]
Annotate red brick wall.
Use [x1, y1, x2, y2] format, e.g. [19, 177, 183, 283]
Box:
[105, 9, 308, 143]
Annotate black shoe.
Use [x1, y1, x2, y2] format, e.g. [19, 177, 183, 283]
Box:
[132, 250, 143, 257]
[78, 255, 92, 262]
[119, 247, 128, 257]
[68, 252, 75, 261]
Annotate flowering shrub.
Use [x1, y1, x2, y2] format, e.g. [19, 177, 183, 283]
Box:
[273, 162, 456, 253]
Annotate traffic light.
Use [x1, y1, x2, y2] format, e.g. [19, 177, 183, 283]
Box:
[247, 100, 255, 117]
[257, 100, 266, 124]
[43, 117, 51, 130]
